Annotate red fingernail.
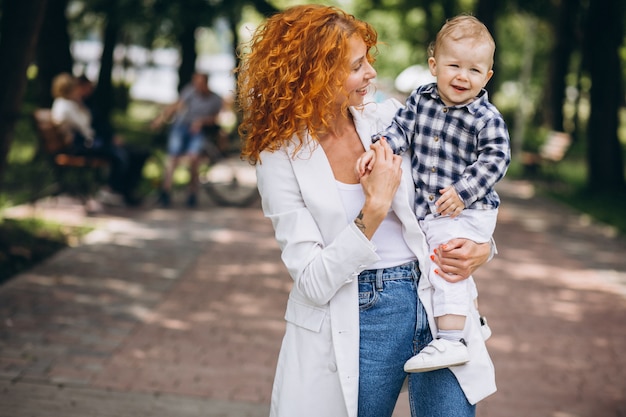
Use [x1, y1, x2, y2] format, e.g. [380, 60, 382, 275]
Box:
[430, 255, 435, 261]
[434, 248, 438, 254]
[434, 269, 440, 275]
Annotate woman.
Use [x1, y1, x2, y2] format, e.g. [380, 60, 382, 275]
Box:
[51, 73, 97, 149]
[237, 5, 496, 417]
[51, 73, 147, 206]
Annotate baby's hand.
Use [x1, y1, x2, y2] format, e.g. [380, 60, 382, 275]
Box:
[355, 149, 376, 179]
[435, 186, 465, 218]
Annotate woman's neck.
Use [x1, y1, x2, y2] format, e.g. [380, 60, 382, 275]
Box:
[325, 108, 354, 138]
[318, 109, 365, 184]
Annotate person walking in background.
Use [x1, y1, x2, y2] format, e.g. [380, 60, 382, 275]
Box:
[237, 5, 496, 417]
[356, 15, 510, 373]
[151, 72, 223, 208]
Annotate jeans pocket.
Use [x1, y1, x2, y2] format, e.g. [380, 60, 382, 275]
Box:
[358, 281, 378, 311]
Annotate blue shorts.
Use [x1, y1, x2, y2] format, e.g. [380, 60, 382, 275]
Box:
[167, 123, 205, 156]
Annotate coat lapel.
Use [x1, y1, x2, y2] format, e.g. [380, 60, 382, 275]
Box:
[289, 136, 361, 417]
[290, 138, 349, 245]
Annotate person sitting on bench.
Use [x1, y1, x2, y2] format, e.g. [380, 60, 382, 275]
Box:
[51, 72, 148, 206]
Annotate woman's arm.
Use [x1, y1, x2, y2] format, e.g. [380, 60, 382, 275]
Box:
[258, 149, 378, 306]
[355, 139, 403, 240]
[256, 139, 402, 306]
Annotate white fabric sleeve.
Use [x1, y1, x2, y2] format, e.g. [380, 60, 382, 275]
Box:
[257, 149, 379, 306]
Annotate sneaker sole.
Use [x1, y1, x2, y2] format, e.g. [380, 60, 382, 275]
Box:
[404, 357, 469, 373]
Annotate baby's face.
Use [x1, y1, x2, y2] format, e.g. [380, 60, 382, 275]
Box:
[428, 38, 494, 107]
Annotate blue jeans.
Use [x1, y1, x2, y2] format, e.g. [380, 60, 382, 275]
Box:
[358, 261, 475, 417]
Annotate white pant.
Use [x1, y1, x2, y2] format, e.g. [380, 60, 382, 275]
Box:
[419, 209, 498, 317]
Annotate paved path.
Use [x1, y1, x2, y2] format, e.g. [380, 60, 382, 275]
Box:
[1, 179, 625, 417]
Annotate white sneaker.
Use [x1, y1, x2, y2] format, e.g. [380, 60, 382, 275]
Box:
[480, 316, 492, 341]
[404, 338, 469, 373]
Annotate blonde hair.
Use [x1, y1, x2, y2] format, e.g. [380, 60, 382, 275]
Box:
[51, 72, 77, 99]
[429, 15, 495, 66]
[237, 5, 378, 164]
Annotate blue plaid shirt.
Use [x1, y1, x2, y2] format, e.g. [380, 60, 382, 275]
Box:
[374, 83, 510, 220]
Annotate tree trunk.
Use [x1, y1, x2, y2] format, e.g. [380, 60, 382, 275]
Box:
[94, 0, 120, 126]
[543, 0, 577, 133]
[248, 0, 279, 17]
[511, 16, 537, 157]
[474, 0, 496, 34]
[36, 0, 73, 108]
[227, 5, 241, 80]
[177, 24, 197, 92]
[0, 0, 48, 186]
[474, 0, 499, 95]
[584, 0, 625, 191]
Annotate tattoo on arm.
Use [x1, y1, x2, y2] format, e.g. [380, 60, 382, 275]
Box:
[354, 211, 366, 234]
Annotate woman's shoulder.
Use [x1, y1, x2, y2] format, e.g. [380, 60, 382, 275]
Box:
[351, 98, 403, 132]
[51, 98, 73, 120]
[52, 97, 69, 108]
[355, 98, 403, 120]
[52, 97, 79, 110]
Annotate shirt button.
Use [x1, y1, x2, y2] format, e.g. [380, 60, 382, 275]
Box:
[443, 108, 448, 113]
[431, 167, 436, 172]
[328, 362, 338, 372]
[429, 195, 435, 201]
[434, 136, 439, 142]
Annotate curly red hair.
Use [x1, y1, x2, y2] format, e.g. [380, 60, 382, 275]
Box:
[237, 5, 378, 164]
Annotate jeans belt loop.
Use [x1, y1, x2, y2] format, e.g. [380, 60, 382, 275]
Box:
[375, 268, 384, 292]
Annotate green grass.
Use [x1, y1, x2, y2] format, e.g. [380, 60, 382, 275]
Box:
[541, 160, 626, 236]
[0, 101, 160, 284]
[548, 188, 626, 235]
[0, 217, 92, 285]
[509, 152, 626, 236]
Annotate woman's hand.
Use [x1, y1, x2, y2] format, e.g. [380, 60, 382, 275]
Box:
[360, 139, 402, 201]
[431, 238, 491, 282]
[356, 139, 402, 239]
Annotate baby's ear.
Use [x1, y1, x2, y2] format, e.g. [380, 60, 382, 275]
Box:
[484, 69, 494, 85]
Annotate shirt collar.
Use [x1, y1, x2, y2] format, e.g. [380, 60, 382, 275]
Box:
[419, 83, 489, 115]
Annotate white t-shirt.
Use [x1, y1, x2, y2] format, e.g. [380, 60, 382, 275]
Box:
[336, 181, 415, 270]
[51, 97, 94, 141]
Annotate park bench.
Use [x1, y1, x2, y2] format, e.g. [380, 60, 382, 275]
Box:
[521, 131, 572, 177]
[32, 108, 109, 202]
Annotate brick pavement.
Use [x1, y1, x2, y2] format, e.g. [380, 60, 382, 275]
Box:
[0, 179, 625, 417]
[476, 181, 626, 417]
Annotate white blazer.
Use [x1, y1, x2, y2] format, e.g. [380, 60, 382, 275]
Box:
[257, 99, 496, 417]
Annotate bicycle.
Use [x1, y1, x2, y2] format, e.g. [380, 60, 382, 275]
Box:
[199, 137, 259, 207]
[142, 128, 259, 208]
